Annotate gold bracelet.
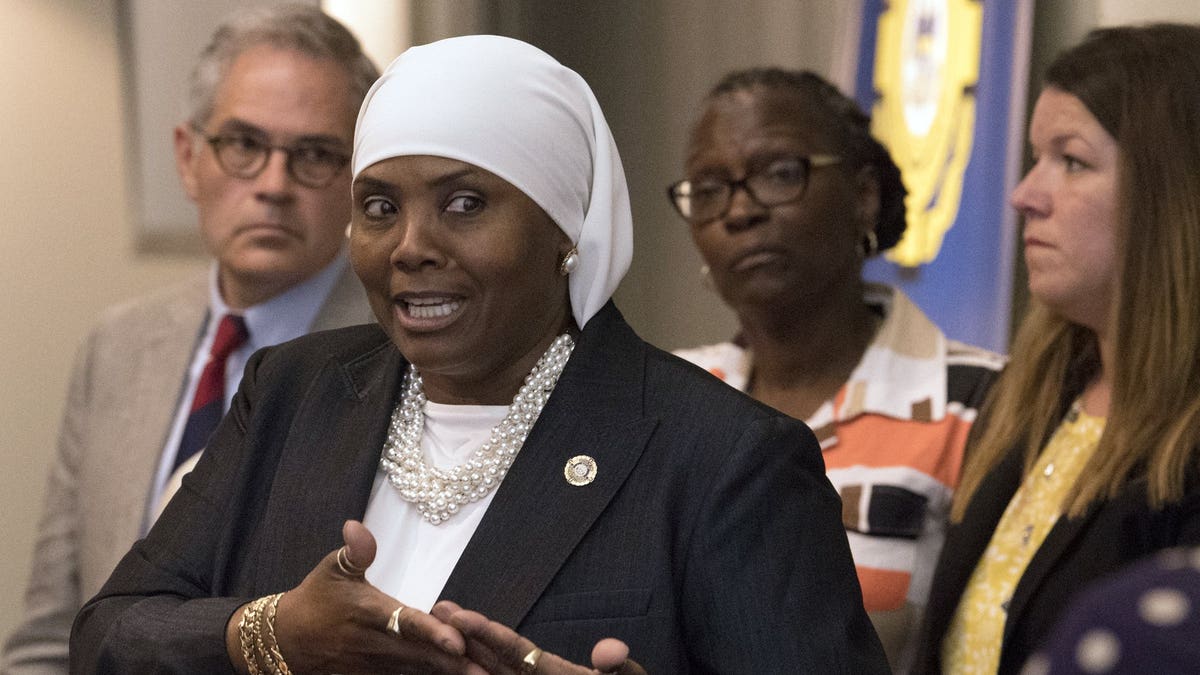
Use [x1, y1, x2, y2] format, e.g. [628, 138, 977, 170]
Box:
[238, 596, 270, 675]
[239, 593, 294, 675]
[251, 595, 274, 674]
[263, 592, 291, 675]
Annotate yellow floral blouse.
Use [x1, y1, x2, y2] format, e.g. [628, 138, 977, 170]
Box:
[941, 403, 1105, 673]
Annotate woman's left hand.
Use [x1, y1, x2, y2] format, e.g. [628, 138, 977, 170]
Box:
[431, 601, 646, 675]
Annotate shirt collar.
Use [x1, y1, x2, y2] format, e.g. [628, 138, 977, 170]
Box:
[207, 251, 350, 350]
[711, 284, 948, 424]
[833, 283, 948, 423]
[676, 284, 952, 428]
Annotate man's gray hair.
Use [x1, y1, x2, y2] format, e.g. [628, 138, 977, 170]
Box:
[188, 3, 380, 127]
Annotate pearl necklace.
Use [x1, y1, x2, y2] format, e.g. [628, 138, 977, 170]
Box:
[380, 334, 576, 525]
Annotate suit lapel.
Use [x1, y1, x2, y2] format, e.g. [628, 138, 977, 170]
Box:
[438, 304, 658, 627]
[257, 334, 404, 588]
[310, 259, 374, 331]
[953, 449, 1024, 581]
[108, 280, 209, 547]
[934, 442, 1099, 655]
[1002, 502, 1097, 644]
[926, 447, 1025, 653]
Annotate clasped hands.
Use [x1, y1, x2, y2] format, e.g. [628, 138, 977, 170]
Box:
[227, 520, 644, 675]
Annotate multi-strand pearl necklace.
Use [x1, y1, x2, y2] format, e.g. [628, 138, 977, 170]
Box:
[380, 334, 576, 525]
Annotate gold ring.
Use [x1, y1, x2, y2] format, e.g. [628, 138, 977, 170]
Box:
[520, 646, 543, 674]
[336, 546, 365, 577]
[386, 604, 407, 636]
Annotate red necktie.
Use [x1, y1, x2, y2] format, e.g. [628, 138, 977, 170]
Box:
[173, 314, 248, 470]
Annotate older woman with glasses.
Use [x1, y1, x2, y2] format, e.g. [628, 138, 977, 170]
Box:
[71, 40, 888, 674]
[670, 68, 1002, 672]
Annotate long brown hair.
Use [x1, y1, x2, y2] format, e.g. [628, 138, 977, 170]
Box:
[953, 23, 1200, 521]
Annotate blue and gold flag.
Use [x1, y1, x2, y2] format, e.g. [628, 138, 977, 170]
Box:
[855, 0, 1032, 352]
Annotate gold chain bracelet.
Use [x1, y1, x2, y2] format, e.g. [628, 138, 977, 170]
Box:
[263, 592, 292, 674]
[237, 595, 270, 675]
[237, 593, 290, 675]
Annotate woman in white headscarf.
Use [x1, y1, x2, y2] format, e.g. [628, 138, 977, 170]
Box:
[72, 36, 886, 674]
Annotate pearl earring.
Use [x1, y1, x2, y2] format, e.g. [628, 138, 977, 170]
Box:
[559, 247, 579, 276]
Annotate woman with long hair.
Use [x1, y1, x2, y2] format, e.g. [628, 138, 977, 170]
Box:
[917, 23, 1200, 674]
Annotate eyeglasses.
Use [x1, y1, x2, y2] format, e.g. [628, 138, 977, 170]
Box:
[191, 125, 350, 189]
[667, 154, 842, 224]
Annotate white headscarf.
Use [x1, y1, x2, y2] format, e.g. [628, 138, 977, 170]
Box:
[352, 35, 633, 329]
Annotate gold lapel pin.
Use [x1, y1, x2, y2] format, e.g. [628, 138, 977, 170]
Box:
[564, 455, 598, 486]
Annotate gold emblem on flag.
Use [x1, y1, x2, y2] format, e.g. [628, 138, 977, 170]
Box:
[871, 0, 982, 266]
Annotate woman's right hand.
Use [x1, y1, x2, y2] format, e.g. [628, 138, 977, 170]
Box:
[225, 520, 486, 675]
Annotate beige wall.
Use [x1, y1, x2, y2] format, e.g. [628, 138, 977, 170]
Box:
[0, 0, 206, 639]
[1099, 0, 1200, 26]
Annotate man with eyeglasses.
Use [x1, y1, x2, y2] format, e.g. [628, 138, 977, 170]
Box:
[1, 6, 377, 673]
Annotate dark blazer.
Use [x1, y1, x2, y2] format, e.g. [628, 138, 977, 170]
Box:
[71, 302, 888, 674]
[914, 438, 1200, 674]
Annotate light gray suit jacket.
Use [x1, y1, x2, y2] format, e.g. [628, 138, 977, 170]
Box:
[0, 261, 371, 675]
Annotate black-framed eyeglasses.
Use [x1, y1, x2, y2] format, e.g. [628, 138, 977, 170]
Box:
[191, 125, 350, 189]
[667, 154, 842, 224]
